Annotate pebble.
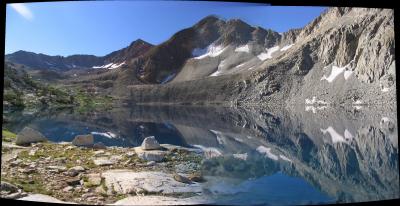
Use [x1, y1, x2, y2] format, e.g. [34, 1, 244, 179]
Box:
[63, 186, 74, 192]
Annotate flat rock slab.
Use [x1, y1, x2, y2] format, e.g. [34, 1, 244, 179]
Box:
[134, 147, 168, 162]
[93, 158, 115, 166]
[112, 195, 213, 205]
[102, 170, 203, 195]
[18, 194, 75, 204]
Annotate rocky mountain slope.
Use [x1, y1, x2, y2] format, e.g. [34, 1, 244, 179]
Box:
[3, 62, 75, 109]
[125, 7, 395, 107]
[5, 39, 153, 71]
[6, 7, 396, 107]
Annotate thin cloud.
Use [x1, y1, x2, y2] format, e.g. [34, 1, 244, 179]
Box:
[10, 3, 34, 21]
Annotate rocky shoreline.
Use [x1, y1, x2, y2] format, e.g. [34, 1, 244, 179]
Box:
[1, 129, 210, 205]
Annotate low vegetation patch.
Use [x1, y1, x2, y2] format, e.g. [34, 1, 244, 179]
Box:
[2, 129, 17, 142]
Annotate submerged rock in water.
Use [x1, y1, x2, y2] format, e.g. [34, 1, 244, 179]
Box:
[72, 134, 94, 146]
[141, 136, 161, 150]
[15, 127, 47, 146]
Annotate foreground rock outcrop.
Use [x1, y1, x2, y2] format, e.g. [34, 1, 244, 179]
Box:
[15, 127, 47, 146]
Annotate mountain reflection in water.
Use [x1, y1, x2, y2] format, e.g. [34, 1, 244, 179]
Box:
[3, 105, 398, 204]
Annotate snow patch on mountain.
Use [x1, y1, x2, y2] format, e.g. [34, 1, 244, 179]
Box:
[321, 66, 346, 82]
[210, 71, 221, 77]
[235, 62, 246, 68]
[257, 46, 280, 60]
[280, 44, 294, 51]
[109, 62, 126, 69]
[93, 62, 125, 69]
[194, 43, 228, 59]
[192, 47, 208, 57]
[235, 44, 250, 53]
[344, 70, 353, 80]
[321, 62, 354, 83]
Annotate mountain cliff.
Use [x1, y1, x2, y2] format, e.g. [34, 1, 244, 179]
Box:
[5, 39, 153, 71]
[6, 7, 396, 107]
[125, 7, 395, 107]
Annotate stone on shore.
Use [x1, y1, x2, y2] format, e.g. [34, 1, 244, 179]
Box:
[15, 127, 47, 146]
[72, 134, 94, 147]
[93, 142, 106, 149]
[141, 136, 161, 150]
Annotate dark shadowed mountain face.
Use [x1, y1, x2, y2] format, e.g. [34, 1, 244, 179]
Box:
[5, 39, 153, 71]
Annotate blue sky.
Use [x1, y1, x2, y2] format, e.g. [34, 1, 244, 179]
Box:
[5, 1, 325, 56]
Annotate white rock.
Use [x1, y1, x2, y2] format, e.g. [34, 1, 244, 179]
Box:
[141, 136, 161, 150]
[69, 166, 86, 172]
[93, 159, 115, 166]
[18, 194, 74, 204]
[102, 170, 203, 195]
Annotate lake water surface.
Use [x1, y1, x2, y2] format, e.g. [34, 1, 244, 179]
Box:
[3, 105, 399, 205]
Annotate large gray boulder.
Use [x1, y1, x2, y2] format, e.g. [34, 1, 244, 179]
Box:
[141, 136, 161, 150]
[72, 134, 94, 146]
[15, 127, 47, 146]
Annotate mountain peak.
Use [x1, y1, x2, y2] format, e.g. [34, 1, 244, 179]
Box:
[195, 15, 223, 27]
[130, 38, 152, 47]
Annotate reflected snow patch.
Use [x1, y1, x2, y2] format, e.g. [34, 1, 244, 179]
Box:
[320, 127, 353, 144]
[91, 131, 118, 139]
[256, 146, 279, 161]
